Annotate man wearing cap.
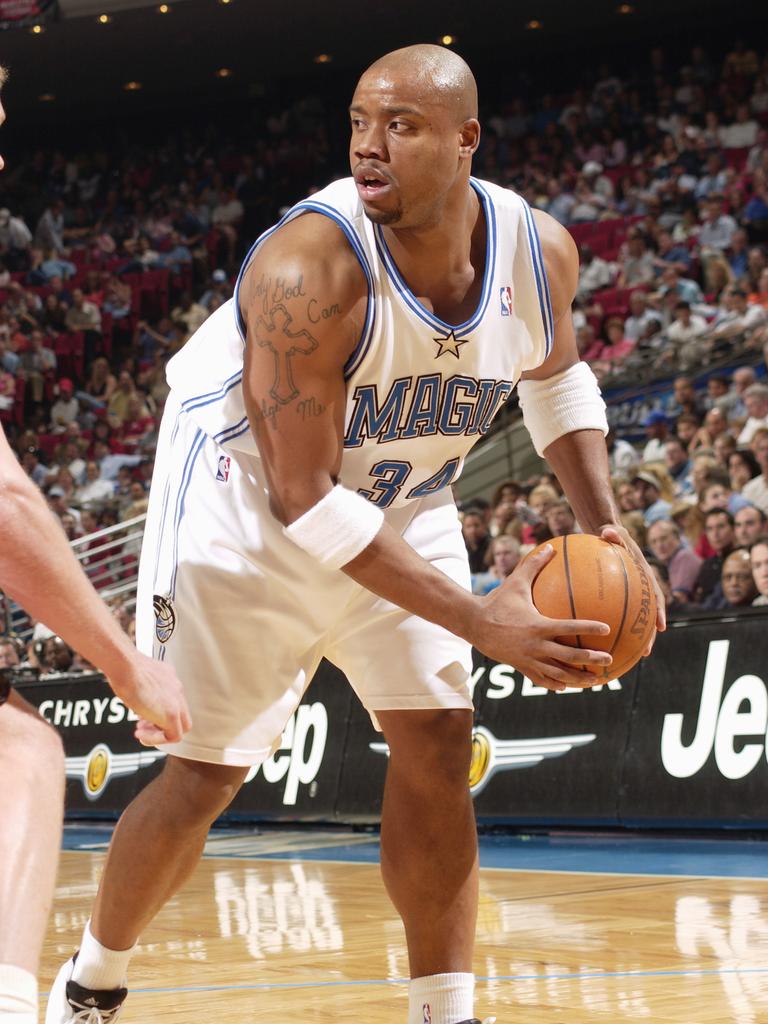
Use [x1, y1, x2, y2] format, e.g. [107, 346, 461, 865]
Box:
[199, 269, 232, 311]
[632, 469, 673, 526]
[642, 410, 670, 462]
[50, 379, 79, 433]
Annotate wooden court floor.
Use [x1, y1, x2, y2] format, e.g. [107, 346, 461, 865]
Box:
[41, 830, 768, 1023]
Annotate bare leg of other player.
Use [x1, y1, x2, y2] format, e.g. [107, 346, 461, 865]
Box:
[377, 708, 478, 977]
[0, 692, 64, 982]
[90, 757, 249, 950]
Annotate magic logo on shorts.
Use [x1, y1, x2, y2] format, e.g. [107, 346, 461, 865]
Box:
[216, 455, 231, 482]
[153, 594, 176, 644]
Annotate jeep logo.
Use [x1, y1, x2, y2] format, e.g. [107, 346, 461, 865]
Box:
[661, 640, 768, 781]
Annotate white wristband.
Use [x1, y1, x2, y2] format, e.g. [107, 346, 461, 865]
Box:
[517, 360, 608, 457]
[283, 484, 385, 569]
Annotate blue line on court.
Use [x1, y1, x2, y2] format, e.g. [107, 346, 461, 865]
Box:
[61, 826, 768, 879]
[39, 965, 768, 1000]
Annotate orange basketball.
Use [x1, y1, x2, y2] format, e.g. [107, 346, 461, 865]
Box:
[530, 534, 656, 683]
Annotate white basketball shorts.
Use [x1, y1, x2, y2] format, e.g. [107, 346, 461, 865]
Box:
[135, 393, 474, 766]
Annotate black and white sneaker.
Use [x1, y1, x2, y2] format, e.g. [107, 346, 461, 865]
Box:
[46, 955, 127, 1023]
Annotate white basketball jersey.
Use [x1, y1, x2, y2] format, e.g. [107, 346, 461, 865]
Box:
[166, 176, 553, 509]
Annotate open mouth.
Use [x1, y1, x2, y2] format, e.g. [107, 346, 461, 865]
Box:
[354, 167, 391, 201]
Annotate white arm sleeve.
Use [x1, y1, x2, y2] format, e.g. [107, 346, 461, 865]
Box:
[516, 361, 608, 457]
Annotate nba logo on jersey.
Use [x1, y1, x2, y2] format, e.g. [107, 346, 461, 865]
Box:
[499, 285, 514, 316]
[216, 455, 231, 482]
[422, 1004, 432, 1024]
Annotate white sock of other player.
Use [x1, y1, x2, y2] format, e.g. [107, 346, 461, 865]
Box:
[72, 920, 136, 991]
[408, 972, 475, 1024]
[0, 963, 37, 1023]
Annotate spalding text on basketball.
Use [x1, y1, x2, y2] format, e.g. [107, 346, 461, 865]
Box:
[661, 640, 768, 780]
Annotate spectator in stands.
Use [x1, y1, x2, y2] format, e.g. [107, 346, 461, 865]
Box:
[718, 365, 757, 423]
[734, 505, 767, 550]
[74, 459, 115, 509]
[742, 428, 768, 514]
[34, 199, 66, 254]
[607, 428, 639, 475]
[577, 244, 616, 299]
[708, 289, 766, 352]
[40, 635, 74, 675]
[170, 291, 208, 342]
[641, 410, 670, 462]
[49, 379, 79, 434]
[544, 500, 577, 538]
[699, 194, 738, 253]
[544, 177, 575, 226]
[198, 268, 232, 311]
[212, 185, 244, 267]
[750, 536, 768, 606]
[655, 266, 704, 307]
[462, 509, 491, 576]
[475, 536, 522, 596]
[65, 287, 102, 336]
[618, 228, 656, 287]
[17, 329, 56, 406]
[614, 478, 638, 514]
[0, 637, 20, 668]
[632, 469, 672, 526]
[700, 476, 751, 517]
[668, 375, 705, 421]
[120, 480, 149, 522]
[647, 519, 702, 603]
[693, 507, 736, 603]
[736, 383, 768, 445]
[695, 153, 728, 200]
[664, 437, 694, 497]
[703, 549, 757, 611]
[624, 290, 662, 343]
[106, 370, 139, 424]
[647, 559, 696, 620]
[728, 447, 761, 492]
[664, 301, 710, 370]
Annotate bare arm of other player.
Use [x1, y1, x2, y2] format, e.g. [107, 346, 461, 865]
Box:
[523, 210, 666, 638]
[240, 215, 612, 692]
[0, 426, 192, 743]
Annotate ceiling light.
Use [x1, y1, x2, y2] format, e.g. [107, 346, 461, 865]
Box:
[98, 13, 111, 23]
[618, 3, 634, 11]
[440, 34, 456, 45]
[216, 68, 233, 78]
[314, 53, 332, 64]
[30, 22, 44, 33]
[218, 0, 232, 5]
[158, 3, 170, 11]
[123, 81, 142, 92]
[526, 19, 542, 29]
[39, 93, 55, 102]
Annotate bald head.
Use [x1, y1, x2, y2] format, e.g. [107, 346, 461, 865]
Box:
[359, 45, 478, 123]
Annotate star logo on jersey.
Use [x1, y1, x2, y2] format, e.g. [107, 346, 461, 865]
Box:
[433, 330, 469, 359]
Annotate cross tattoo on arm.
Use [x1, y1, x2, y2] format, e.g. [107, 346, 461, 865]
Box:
[253, 303, 319, 405]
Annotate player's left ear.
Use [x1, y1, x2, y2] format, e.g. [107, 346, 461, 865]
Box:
[458, 118, 481, 157]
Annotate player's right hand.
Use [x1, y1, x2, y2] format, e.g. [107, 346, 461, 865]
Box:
[105, 651, 192, 745]
[473, 543, 612, 691]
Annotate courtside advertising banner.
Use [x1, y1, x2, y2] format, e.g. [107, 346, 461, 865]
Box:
[14, 610, 768, 826]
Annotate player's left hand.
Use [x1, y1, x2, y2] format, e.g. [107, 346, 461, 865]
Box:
[599, 523, 666, 654]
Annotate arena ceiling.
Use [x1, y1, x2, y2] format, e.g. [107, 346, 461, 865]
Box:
[0, 0, 760, 126]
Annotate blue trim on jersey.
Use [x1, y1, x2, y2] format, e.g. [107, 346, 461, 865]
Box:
[215, 417, 250, 445]
[152, 409, 183, 579]
[372, 178, 497, 338]
[521, 199, 554, 357]
[231, 194, 376, 381]
[180, 369, 244, 414]
[169, 430, 206, 600]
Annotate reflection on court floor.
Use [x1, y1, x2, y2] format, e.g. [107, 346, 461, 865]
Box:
[43, 826, 768, 1023]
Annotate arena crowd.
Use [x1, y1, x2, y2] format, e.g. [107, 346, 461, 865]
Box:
[1, 37, 767, 671]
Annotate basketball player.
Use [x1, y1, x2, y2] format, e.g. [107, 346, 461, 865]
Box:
[48, 46, 663, 1024]
[0, 66, 191, 1024]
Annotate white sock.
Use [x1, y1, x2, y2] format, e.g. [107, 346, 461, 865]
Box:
[71, 921, 136, 991]
[0, 963, 38, 1022]
[408, 972, 475, 1024]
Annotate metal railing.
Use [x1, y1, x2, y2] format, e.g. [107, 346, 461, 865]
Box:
[4, 514, 146, 644]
